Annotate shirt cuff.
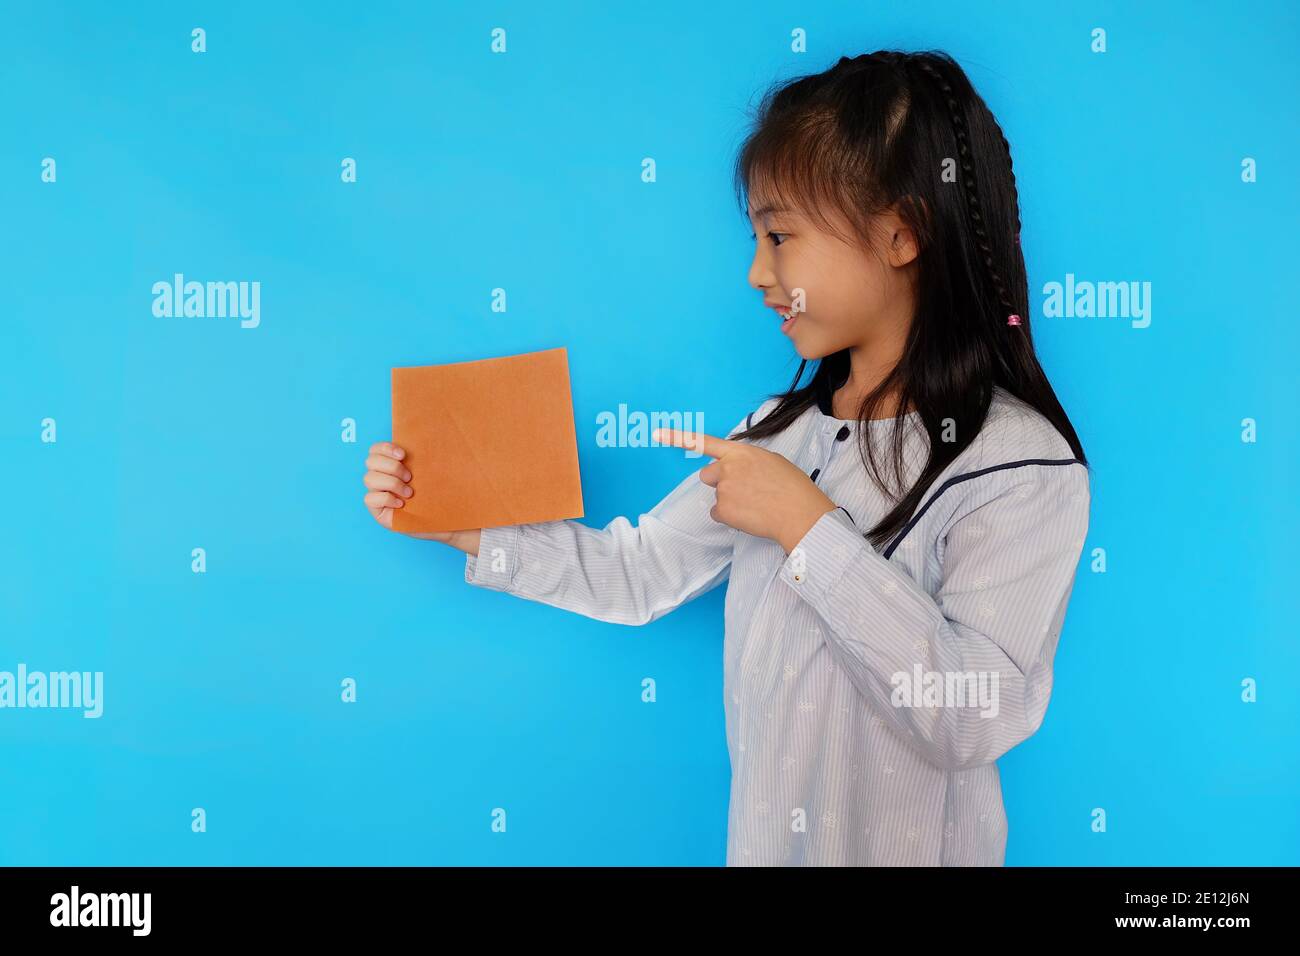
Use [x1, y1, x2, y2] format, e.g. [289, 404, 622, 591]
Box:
[464, 525, 522, 592]
[779, 506, 871, 605]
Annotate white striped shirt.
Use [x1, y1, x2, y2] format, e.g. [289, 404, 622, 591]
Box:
[464, 384, 1091, 865]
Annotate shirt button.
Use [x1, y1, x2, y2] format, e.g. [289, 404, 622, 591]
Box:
[835, 425, 851, 442]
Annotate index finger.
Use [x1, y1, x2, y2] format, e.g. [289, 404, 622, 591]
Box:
[369, 440, 406, 460]
[651, 428, 734, 458]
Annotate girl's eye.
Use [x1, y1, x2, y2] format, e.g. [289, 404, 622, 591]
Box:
[750, 231, 788, 246]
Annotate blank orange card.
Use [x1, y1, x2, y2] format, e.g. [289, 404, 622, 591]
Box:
[390, 347, 585, 533]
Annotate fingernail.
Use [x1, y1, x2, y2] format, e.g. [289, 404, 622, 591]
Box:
[404, 486, 413, 496]
[393, 448, 405, 459]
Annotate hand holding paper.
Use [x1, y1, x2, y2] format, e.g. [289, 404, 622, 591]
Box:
[389, 347, 585, 533]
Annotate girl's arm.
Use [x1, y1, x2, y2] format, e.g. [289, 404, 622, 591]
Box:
[779, 460, 1091, 771]
[461, 409, 764, 626]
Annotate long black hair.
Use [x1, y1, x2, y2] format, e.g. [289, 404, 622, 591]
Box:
[730, 49, 1087, 550]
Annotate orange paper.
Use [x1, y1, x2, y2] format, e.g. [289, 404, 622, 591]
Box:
[390, 347, 585, 533]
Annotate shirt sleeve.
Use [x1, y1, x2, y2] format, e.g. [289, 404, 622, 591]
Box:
[461, 409, 762, 626]
[778, 460, 1091, 771]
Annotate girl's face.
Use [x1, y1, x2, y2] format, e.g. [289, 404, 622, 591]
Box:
[746, 195, 919, 362]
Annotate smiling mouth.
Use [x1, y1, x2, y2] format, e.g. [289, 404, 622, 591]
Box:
[779, 309, 797, 333]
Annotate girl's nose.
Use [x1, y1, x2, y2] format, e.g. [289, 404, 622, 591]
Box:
[748, 248, 775, 292]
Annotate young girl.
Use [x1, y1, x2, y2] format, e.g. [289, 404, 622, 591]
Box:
[363, 49, 1091, 866]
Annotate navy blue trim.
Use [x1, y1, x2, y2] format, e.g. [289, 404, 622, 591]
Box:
[881, 458, 1086, 560]
[746, 411, 753, 429]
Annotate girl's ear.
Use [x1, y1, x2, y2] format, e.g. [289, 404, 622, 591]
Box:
[885, 203, 921, 268]
[883, 195, 926, 268]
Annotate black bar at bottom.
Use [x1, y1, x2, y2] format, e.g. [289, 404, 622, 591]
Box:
[0, 865, 1290, 941]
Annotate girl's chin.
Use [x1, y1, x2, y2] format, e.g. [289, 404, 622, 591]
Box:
[790, 335, 831, 361]
[790, 340, 842, 361]
[782, 319, 838, 361]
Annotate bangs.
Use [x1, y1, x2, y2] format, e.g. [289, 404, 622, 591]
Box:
[734, 73, 912, 250]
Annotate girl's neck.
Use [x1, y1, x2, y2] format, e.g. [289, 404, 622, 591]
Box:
[831, 297, 915, 420]
[831, 384, 909, 421]
[832, 341, 910, 421]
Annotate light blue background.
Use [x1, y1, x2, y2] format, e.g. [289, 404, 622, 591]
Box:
[2, 0, 1296, 865]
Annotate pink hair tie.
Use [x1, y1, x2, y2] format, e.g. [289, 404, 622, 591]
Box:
[1007, 314, 1022, 326]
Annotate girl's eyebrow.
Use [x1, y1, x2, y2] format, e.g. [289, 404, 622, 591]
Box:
[750, 203, 792, 219]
